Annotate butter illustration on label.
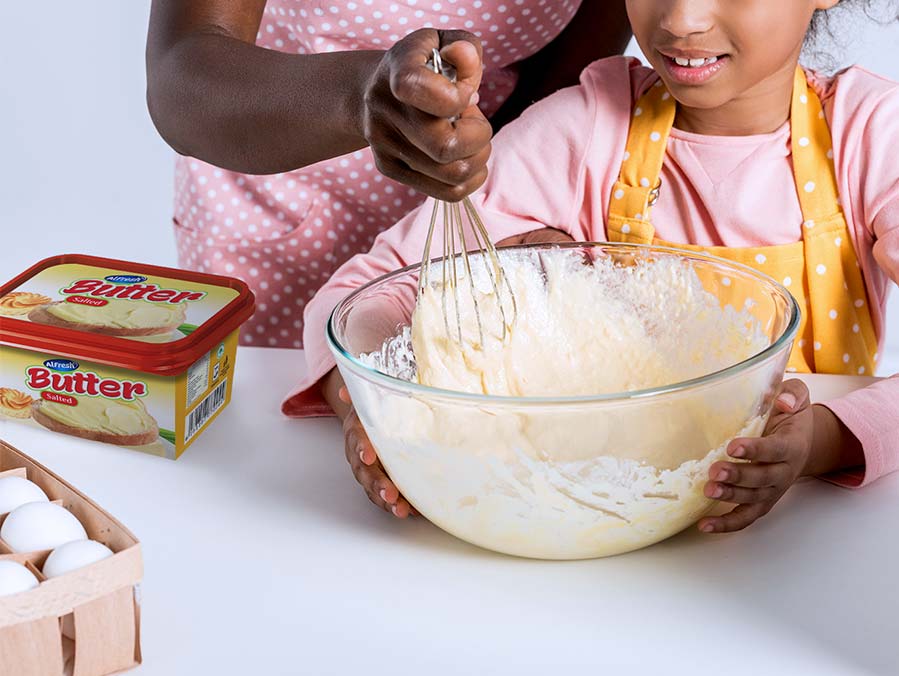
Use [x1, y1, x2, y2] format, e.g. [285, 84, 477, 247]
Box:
[18, 276, 208, 337]
[30, 392, 161, 447]
[23, 362, 161, 446]
[36, 397, 158, 438]
[42, 297, 187, 333]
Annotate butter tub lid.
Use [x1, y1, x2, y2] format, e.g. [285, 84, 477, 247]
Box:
[0, 254, 255, 374]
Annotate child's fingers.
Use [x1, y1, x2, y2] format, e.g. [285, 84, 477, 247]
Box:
[364, 466, 399, 511]
[379, 472, 418, 518]
[344, 416, 386, 502]
[727, 435, 792, 464]
[355, 465, 388, 509]
[366, 465, 416, 519]
[708, 460, 792, 489]
[391, 498, 414, 519]
[698, 502, 773, 533]
[350, 451, 401, 514]
[344, 438, 383, 505]
[495, 227, 576, 247]
[378, 481, 400, 505]
[366, 464, 416, 519]
[772, 378, 811, 413]
[345, 420, 379, 467]
[704, 480, 782, 505]
[343, 413, 416, 519]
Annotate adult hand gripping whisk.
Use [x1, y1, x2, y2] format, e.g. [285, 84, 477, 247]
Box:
[418, 47, 517, 348]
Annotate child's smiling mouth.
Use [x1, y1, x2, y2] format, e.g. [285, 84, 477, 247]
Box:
[658, 49, 730, 86]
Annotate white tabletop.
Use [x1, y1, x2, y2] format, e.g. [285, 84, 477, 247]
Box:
[1, 348, 896, 676]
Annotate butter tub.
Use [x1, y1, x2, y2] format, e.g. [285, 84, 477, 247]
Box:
[0, 255, 255, 459]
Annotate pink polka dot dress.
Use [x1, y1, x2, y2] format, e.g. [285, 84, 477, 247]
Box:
[173, 0, 581, 348]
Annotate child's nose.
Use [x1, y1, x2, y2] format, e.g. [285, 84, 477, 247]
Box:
[658, 0, 716, 38]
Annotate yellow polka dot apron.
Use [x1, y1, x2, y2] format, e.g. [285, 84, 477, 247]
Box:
[607, 68, 877, 375]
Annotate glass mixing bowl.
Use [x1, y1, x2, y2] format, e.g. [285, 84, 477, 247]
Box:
[328, 243, 799, 559]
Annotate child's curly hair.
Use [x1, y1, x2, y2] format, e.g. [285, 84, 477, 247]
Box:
[804, 0, 899, 71]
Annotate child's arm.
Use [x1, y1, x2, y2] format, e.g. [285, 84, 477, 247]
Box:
[146, 0, 489, 201]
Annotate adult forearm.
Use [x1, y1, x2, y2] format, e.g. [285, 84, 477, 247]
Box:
[147, 33, 383, 174]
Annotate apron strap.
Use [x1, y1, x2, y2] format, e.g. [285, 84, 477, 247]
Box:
[789, 67, 843, 227]
[789, 68, 878, 374]
[608, 77, 675, 242]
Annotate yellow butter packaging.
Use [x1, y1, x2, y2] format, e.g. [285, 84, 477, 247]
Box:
[0, 255, 254, 459]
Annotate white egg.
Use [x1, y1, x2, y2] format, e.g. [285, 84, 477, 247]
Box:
[43, 540, 114, 578]
[0, 502, 87, 553]
[0, 560, 40, 597]
[0, 476, 49, 514]
[43, 540, 116, 641]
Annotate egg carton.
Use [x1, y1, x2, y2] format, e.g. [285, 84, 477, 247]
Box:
[0, 439, 142, 676]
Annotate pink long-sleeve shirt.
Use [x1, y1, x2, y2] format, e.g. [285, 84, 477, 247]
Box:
[285, 56, 899, 488]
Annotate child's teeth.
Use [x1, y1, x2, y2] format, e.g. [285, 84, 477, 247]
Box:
[673, 56, 720, 68]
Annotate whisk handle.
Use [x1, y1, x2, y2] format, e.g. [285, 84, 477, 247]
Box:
[426, 47, 458, 83]
[426, 48, 460, 123]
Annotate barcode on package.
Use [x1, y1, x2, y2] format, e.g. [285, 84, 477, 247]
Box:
[184, 379, 228, 442]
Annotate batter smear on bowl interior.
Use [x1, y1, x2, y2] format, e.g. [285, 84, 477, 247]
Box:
[360, 249, 772, 559]
[411, 251, 767, 396]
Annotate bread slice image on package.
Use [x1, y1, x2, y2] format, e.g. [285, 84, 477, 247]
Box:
[31, 396, 160, 446]
[28, 297, 188, 337]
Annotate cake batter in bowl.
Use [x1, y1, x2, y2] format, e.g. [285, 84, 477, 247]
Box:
[328, 243, 799, 559]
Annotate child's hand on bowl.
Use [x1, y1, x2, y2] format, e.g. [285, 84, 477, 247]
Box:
[699, 378, 864, 533]
[495, 227, 575, 247]
[338, 386, 416, 519]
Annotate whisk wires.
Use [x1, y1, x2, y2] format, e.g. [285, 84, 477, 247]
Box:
[416, 48, 517, 348]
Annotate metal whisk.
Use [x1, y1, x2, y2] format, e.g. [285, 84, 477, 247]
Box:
[418, 48, 517, 347]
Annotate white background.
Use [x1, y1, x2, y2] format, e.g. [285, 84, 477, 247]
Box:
[0, 2, 897, 372]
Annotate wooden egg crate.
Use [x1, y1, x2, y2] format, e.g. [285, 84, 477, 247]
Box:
[0, 439, 142, 676]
